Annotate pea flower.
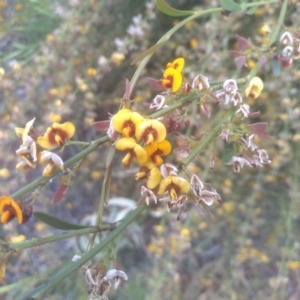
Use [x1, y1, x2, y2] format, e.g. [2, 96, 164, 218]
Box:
[0, 196, 23, 224]
[144, 140, 172, 166]
[140, 186, 157, 205]
[214, 79, 242, 106]
[37, 122, 75, 149]
[161, 68, 182, 93]
[135, 119, 166, 145]
[135, 161, 161, 189]
[227, 156, 253, 172]
[245, 77, 264, 99]
[192, 74, 210, 91]
[150, 95, 168, 110]
[16, 135, 37, 170]
[112, 109, 144, 138]
[38, 151, 64, 177]
[157, 175, 190, 201]
[115, 137, 148, 167]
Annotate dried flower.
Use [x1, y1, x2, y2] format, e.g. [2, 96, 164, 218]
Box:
[141, 186, 157, 205]
[227, 156, 253, 172]
[192, 74, 210, 91]
[150, 95, 168, 110]
[38, 151, 64, 176]
[236, 103, 250, 118]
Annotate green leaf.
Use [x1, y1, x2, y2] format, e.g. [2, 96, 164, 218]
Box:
[131, 40, 167, 65]
[33, 212, 90, 230]
[156, 0, 194, 17]
[246, 6, 258, 15]
[223, 142, 235, 164]
[220, 0, 242, 11]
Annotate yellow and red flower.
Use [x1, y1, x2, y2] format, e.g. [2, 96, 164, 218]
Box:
[135, 161, 161, 190]
[0, 196, 23, 224]
[161, 68, 182, 93]
[136, 119, 166, 145]
[115, 137, 148, 167]
[37, 122, 75, 149]
[144, 140, 172, 166]
[166, 58, 185, 72]
[112, 109, 144, 138]
[157, 175, 190, 200]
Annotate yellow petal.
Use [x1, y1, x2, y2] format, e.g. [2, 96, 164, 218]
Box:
[134, 144, 148, 164]
[37, 136, 56, 150]
[157, 176, 172, 195]
[172, 72, 182, 93]
[173, 176, 190, 193]
[0, 196, 23, 224]
[115, 137, 137, 151]
[172, 58, 185, 72]
[147, 167, 161, 189]
[158, 140, 172, 155]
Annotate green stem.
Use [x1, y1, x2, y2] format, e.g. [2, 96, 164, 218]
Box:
[20, 203, 147, 300]
[66, 140, 91, 146]
[10, 225, 115, 251]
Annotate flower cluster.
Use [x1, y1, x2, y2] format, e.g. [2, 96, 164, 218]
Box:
[215, 78, 271, 172]
[111, 108, 171, 190]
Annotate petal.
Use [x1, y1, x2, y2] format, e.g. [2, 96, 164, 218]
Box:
[172, 58, 185, 72]
[37, 136, 56, 150]
[163, 67, 176, 79]
[134, 144, 148, 164]
[157, 140, 172, 155]
[147, 167, 161, 189]
[115, 137, 137, 151]
[157, 176, 172, 195]
[172, 72, 182, 92]
[53, 122, 76, 140]
[173, 176, 190, 194]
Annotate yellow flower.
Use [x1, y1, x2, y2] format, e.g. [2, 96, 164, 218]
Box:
[166, 58, 185, 72]
[37, 122, 75, 149]
[144, 140, 172, 166]
[157, 175, 190, 200]
[245, 77, 264, 99]
[115, 137, 148, 167]
[86, 68, 97, 77]
[161, 68, 182, 93]
[0, 196, 23, 224]
[113, 109, 144, 138]
[135, 161, 161, 189]
[136, 119, 166, 145]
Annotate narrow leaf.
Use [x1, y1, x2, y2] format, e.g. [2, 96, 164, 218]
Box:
[33, 212, 89, 230]
[131, 40, 167, 65]
[220, 0, 242, 12]
[223, 142, 235, 164]
[156, 0, 194, 17]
